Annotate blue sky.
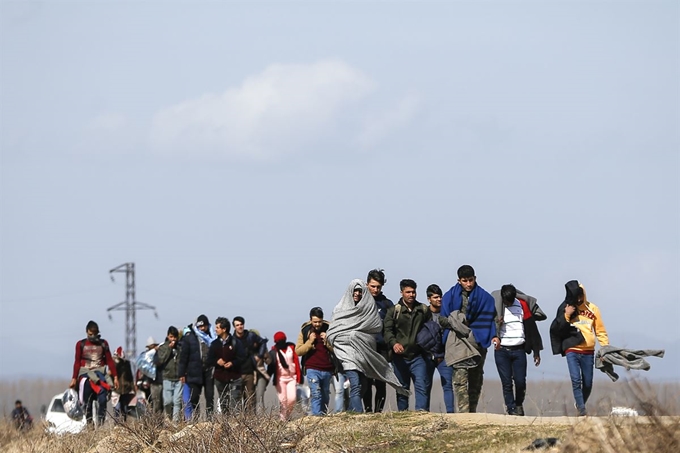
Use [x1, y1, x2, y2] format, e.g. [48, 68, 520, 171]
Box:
[1, 1, 678, 381]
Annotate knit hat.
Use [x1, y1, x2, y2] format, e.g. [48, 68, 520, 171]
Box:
[273, 331, 287, 343]
[115, 346, 125, 359]
[146, 336, 157, 347]
[196, 314, 210, 328]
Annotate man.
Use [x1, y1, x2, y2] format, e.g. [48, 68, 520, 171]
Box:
[383, 279, 432, 411]
[441, 265, 496, 413]
[11, 400, 32, 431]
[491, 284, 545, 416]
[550, 280, 608, 416]
[296, 307, 335, 416]
[178, 314, 215, 419]
[157, 326, 183, 421]
[327, 279, 406, 413]
[419, 284, 455, 413]
[232, 316, 266, 413]
[363, 268, 393, 413]
[208, 317, 246, 415]
[70, 320, 118, 426]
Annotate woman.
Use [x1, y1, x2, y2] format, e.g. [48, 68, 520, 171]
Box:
[268, 331, 302, 421]
[327, 279, 408, 412]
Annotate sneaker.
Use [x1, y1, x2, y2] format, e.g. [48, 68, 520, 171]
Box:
[516, 406, 524, 416]
[506, 406, 517, 416]
[574, 403, 587, 416]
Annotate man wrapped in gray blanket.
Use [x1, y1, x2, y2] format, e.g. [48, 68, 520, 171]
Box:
[327, 279, 409, 413]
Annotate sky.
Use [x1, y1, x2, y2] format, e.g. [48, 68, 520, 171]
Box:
[1, 1, 678, 382]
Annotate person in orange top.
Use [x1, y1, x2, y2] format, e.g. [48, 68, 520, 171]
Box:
[550, 280, 608, 416]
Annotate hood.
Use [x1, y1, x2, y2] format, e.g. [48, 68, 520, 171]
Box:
[564, 280, 587, 306]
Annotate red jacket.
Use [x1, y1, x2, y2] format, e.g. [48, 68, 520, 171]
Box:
[72, 338, 118, 379]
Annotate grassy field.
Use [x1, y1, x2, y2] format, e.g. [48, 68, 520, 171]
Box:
[1, 378, 678, 452]
[1, 410, 679, 453]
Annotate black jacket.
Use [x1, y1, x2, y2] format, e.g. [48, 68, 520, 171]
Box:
[207, 335, 247, 382]
[549, 281, 586, 356]
[178, 329, 213, 385]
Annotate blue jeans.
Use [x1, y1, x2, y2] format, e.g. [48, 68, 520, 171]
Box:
[392, 354, 432, 411]
[494, 346, 527, 413]
[566, 352, 594, 415]
[306, 369, 332, 416]
[345, 370, 363, 412]
[332, 373, 347, 413]
[163, 379, 184, 421]
[437, 360, 455, 413]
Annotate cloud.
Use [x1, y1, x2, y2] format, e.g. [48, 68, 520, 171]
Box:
[149, 59, 375, 161]
[358, 93, 422, 148]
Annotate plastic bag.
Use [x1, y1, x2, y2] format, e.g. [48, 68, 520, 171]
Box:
[136, 349, 156, 380]
[62, 388, 83, 421]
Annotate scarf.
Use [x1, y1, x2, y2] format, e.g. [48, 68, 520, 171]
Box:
[327, 279, 409, 396]
[441, 283, 496, 349]
[191, 324, 214, 345]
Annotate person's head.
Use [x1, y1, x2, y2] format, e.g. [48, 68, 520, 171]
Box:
[85, 320, 100, 342]
[196, 314, 210, 332]
[232, 316, 245, 336]
[501, 284, 517, 306]
[309, 307, 324, 331]
[564, 280, 585, 305]
[274, 331, 287, 349]
[400, 279, 417, 304]
[214, 317, 230, 337]
[166, 326, 179, 343]
[426, 284, 442, 309]
[146, 336, 158, 350]
[366, 268, 386, 297]
[457, 265, 476, 292]
[15, 400, 22, 408]
[353, 285, 363, 304]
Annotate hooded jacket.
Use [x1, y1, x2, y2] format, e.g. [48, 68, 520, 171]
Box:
[550, 281, 608, 355]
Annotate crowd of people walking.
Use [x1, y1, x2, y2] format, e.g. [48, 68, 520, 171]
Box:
[65, 265, 612, 425]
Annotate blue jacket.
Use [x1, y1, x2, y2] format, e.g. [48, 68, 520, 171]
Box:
[441, 283, 496, 349]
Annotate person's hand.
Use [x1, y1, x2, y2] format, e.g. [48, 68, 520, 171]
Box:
[320, 332, 327, 341]
[69, 378, 77, 389]
[492, 337, 501, 350]
[534, 355, 541, 367]
[393, 343, 405, 354]
[217, 358, 225, 367]
[224, 361, 233, 369]
[169, 340, 176, 348]
[113, 376, 119, 389]
[309, 332, 317, 343]
[180, 376, 186, 384]
[565, 305, 576, 317]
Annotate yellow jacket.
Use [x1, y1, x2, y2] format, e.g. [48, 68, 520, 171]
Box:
[564, 284, 609, 352]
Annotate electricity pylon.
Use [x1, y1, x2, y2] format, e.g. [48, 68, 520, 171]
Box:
[107, 263, 157, 357]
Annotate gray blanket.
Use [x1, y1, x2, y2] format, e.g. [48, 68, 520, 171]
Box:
[441, 311, 482, 368]
[327, 279, 408, 395]
[595, 345, 665, 382]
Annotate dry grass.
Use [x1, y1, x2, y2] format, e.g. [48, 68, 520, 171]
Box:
[1, 379, 678, 452]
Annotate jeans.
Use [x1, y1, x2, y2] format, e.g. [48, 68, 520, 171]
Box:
[215, 378, 242, 414]
[392, 354, 432, 411]
[494, 346, 527, 413]
[566, 352, 594, 415]
[81, 379, 108, 425]
[306, 369, 333, 416]
[437, 360, 455, 413]
[255, 375, 268, 415]
[345, 370, 364, 412]
[332, 373, 348, 413]
[163, 380, 183, 421]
